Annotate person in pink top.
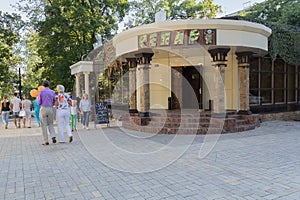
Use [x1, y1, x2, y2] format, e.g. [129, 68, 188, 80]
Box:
[37, 80, 57, 145]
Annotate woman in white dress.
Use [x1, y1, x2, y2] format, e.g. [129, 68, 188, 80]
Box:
[54, 85, 73, 143]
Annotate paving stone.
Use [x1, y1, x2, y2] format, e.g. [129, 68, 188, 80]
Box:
[0, 120, 300, 199]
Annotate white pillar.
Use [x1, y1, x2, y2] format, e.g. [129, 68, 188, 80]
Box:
[84, 72, 90, 97]
[75, 73, 80, 97]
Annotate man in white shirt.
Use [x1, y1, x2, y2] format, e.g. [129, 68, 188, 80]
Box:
[10, 92, 22, 128]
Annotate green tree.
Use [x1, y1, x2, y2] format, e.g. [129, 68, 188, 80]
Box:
[125, 0, 221, 28]
[244, 0, 300, 65]
[20, 31, 45, 95]
[0, 11, 24, 97]
[18, 0, 129, 91]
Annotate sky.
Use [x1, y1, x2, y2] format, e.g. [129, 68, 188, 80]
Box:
[0, 0, 266, 21]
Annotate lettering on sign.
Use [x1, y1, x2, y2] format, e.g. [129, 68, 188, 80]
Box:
[95, 102, 109, 124]
[138, 29, 216, 49]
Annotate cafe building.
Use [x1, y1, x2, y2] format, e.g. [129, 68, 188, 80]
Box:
[70, 18, 300, 134]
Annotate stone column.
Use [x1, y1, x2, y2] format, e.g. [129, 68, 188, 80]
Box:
[75, 73, 80, 97]
[135, 53, 154, 117]
[126, 58, 138, 114]
[208, 48, 230, 117]
[236, 52, 253, 115]
[83, 71, 90, 97]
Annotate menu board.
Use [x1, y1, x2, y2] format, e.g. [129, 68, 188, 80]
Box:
[95, 102, 109, 124]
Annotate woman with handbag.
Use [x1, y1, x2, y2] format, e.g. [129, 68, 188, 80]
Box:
[0, 94, 10, 129]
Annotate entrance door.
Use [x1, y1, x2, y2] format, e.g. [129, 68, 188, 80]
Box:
[182, 66, 202, 109]
[171, 66, 202, 109]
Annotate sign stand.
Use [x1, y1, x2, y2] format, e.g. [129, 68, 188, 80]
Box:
[94, 102, 110, 129]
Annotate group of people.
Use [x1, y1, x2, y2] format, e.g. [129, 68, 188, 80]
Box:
[0, 92, 34, 129]
[0, 80, 91, 146]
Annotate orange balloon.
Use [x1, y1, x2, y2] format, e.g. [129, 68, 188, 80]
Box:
[30, 89, 38, 97]
[38, 86, 45, 92]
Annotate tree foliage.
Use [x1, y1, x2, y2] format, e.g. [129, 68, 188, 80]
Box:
[125, 0, 221, 28]
[244, 0, 300, 65]
[0, 11, 24, 96]
[18, 0, 129, 91]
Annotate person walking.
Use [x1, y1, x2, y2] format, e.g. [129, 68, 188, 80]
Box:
[70, 100, 77, 132]
[79, 93, 91, 130]
[76, 94, 82, 123]
[38, 80, 57, 145]
[54, 85, 73, 143]
[33, 97, 41, 127]
[21, 94, 32, 128]
[10, 92, 21, 128]
[0, 94, 10, 129]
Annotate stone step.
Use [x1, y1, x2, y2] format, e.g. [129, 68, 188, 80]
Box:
[149, 116, 212, 123]
[235, 124, 256, 132]
[236, 119, 247, 126]
[122, 123, 223, 134]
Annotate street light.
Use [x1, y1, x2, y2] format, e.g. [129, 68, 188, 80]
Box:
[18, 67, 22, 99]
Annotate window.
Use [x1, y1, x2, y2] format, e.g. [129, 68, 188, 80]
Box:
[274, 59, 285, 103]
[287, 64, 296, 102]
[260, 58, 272, 104]
[250, 58, 260, 105]
[249, 56, 298, 107]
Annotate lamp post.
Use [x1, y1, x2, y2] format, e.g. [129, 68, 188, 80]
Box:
[18, 67, 22, 99]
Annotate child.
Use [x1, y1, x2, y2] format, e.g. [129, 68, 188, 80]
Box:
[70, 100, 77, 131]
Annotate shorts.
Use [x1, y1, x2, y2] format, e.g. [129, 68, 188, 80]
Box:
[12, 112, 20, 118]
[24, 110, 31, 118]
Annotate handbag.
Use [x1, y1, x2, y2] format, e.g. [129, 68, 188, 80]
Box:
[19, 109, 26, 117]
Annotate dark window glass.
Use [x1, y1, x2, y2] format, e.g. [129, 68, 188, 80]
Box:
[260, 90, 272, 104]
[250, 57, 259, 72]
[274, 89, 285, 103]
[288, 90, 296, 102]
[274, 59, 285, 73]
[249, 90, 261, 105]
[287, 64, 296, 102]
[260, 72, 272, 88]
[274, 73, 285, 89]
[261, 57, 272, 71]
[250, 72, 259, 89]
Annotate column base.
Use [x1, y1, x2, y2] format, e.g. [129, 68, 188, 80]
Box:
[237, 110, 252, 115]
[139, 112, 150, 117]
[129, 109, 138, 114]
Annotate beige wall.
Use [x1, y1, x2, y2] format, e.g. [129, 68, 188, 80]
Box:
[149, 65, 171, 109]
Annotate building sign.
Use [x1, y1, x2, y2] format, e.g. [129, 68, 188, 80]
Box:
[138, 29, 216, 49]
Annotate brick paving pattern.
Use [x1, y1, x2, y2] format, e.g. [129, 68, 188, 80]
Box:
[0, 119, 300, 199]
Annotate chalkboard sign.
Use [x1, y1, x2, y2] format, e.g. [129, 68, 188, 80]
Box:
[95, 102, 109, 125]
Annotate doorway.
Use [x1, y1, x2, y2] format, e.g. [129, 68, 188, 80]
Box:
[171, 66, 203, 109]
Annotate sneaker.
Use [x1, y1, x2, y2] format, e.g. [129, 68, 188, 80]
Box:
[69, 136, 73, 143]
[86, 127, 89, 130]
[42, 142, 49, 146]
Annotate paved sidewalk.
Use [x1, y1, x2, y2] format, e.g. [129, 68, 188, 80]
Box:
[0, 119, 300, 200]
